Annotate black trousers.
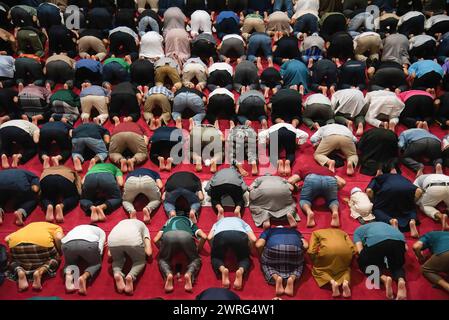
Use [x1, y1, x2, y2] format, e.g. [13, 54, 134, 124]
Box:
[38, 129, 72, 163]
[211, 230, 251, 275]
[410, 40, 437, 62]
[398, 15, 425, 37]
[46, 61, 75, 85]
[75, 67, 102, 88]
[0, 127, 37, 164]
[399, 95, 435, 128]
[109, 93, 141, 122]
[15, 57, 44, 85]
[130, 59, 155, 86]
[269, 127, 297, 165]
[47, 25, 77, 58]
[401, 137, 442, 172]
[206, 94, 236, 124]
[370, 67, 408, 92]
[0, 188, 37, 218]
[149, 141, 181, 165]
[412, 71, 442, 90]
[358, 239, 406, 281]
[209, 183, 245, 209]
[40, 175, 79, 213]
[109, 31, 138, 60]
[216, 18, 240, 39]
[192, 39, 219, 64]
[207, 70, 233, 91]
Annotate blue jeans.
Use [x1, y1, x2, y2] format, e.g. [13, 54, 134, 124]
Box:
[72, 137, 108, 162]
[293, 14, 319, 36]
[237, 114, 267, 124]
[163, 188, 201, 216]
[80, 173, 122, 214]
[273, 0, 293, 17]
[299, 174, 339, 209]
[348, 12, 373, 33]
[247, 33, 273, 62]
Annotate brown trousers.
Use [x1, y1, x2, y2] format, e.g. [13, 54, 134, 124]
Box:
[314, 135, 358, 167]
[109, 132, 148, 164]
[78, 36, 107, 61]
[154, 65, 181, 89]
[422, 251, 449, 285]
[143, 93, 172, 124]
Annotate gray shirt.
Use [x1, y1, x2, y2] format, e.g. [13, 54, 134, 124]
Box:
[205, 168, 248, 192]
[381, 33, 410, 66]
[238, 90, 265, 104]
[0, 55, 15, 78]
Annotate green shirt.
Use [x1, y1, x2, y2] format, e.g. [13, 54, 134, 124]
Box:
[103, 57, 130, 72]
[246, 13, 263, 20]
[85, 163, 123, 177]
[50, 89, 80, 108]
[161, 216, 199, 237]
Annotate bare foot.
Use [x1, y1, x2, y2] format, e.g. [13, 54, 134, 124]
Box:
[347, 120, 353, 132]
[356, 123, 364, 136]
[390, 218, 398, 229]
[284, 160, 291, 176]
[51, 156, 60, 167]
[286, 213, 297, 228]
[382, 276, 394, 300]
[409, 220, 419, 238]
[284, 276, 295, 297]
[11, 154, 21, 167]
[45, 205, 54, 222]
[166, 157, 173, 171]
[189, 210, 197, 223]
[124, 275, 134, 295]
[342, 280, 351, 298]
[435, 163, 443, 174]
[158, 156, 165, 171]
[17, 270, 29, 292]
[65, 272, 76, 293]
[1, 154, 9, 168]
[143, 207, 151, 224]
[55, 204, 64, 223]
[184, 273, 193, 292]
[306, 211, 316, 228]
[275, 276, 284, 296]
[396, 279, 407, 300]
[263, 220, 271, 229]
[97, 206, 106, 222]
[188, 118, 194, 131]
[127, 159, 135, 172]
[195, 161, 202, 172]
[210, 159, 217, 173]
[221, 268, 230, 288]
[331, 212, 340, 228]
[175, 118, 182, 129]
[233, 268, 244, 290]
[346, 161, 355, 176]
[442, 213, 449, 231]
[14, 210, 24, 226]
[251, 163, 258, 176]
[78, 275, 88, 295]
[114, 273, 126, 293]
[73, 157, 83, 172]
[32, 271, 43, 291]
[277, 160, 285, 176]
[120, 159, 128, 173]
[331, 279, 340, 297]
[327, 160, 336, 172]
[422, 121, 429, 131]
[217, 206, 225, 220]
[88, 158, 96, 170]
[42, 155, 50, 169]
[90, 207, 99, 222]
[165, 273, 174, 293]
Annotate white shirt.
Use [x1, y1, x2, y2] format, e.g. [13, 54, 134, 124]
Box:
[208, 62, 234, 76]
[0, 55, 15, 78]
[354, 32, 381, 42]
[139, 31, 164, 59]
[108, 219, 150, 248]
[364, 90, 405, 127]
[425, 14, 449, 29]
[414, 174, 449, 189]
[258, 123, 309, 145]
[208, 87, 235, 101]
[292, 0, 319, 19]
[109, 26, 138, 41]
[61, 225, 106, 254]
[222, 34, 244, 44]
[397, 11, 424, 26]
[0, 119, 39, 136]
[331, 89, 366, 118]
[304, 93, 331, 106]
[310, 123, 358, 145]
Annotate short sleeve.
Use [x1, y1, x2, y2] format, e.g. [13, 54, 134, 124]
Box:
[99, 126, 110, 136]
[260, 228, 270, 240]
[191, 223, 199, 235]
[140, 223, 150, 240]
[115, 167, 123, 177]
[242, 220, 253, 233]
[418, 233, 431, 250]
[353, 227, 364, 244]
[50, 225, 63, 239]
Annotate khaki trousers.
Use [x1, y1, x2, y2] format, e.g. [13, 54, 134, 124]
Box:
[109, 132, 148, 164]
[314, 135, 358, 167]
[143, 93, 172, 124]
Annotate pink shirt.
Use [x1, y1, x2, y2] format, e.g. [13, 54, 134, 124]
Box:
[398, 90, 433, 103]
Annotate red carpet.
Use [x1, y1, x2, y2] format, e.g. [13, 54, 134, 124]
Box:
[0, 113, 448, 300]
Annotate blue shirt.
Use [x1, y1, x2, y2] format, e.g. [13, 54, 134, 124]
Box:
[419, 231, 449, 255]
[80, 85, 109, 98]
[216, 11, 239, 24]
[72, 123, 110, 140]
[398, 128, 441, 149]
[150, 126, 183, 143]
[212, 217, 253, 236]
[353, 222, 405, 247]
[408, 60, 444, 78]
[76, 59, 103, 73]
[260, 227, 303, 248]
[126, 168, 160, 181]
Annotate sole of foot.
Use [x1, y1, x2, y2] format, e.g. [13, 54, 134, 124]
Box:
[164, 274, 174, 293]
[114, 273, 125, 293]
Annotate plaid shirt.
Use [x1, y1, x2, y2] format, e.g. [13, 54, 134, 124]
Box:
[147, 85, 174, 101]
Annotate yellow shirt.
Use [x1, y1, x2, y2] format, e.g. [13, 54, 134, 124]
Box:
[7, 222, 63, 248]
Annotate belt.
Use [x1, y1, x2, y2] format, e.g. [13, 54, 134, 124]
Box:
[425, 182, 449, 190]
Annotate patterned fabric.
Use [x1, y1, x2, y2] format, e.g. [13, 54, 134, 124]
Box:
[7, 243, 60, 281]
[50, 101, 80, 123]
[261, 244, 304, 284]
[147, 85, 175, 100]
[227, 125, 258, 164]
